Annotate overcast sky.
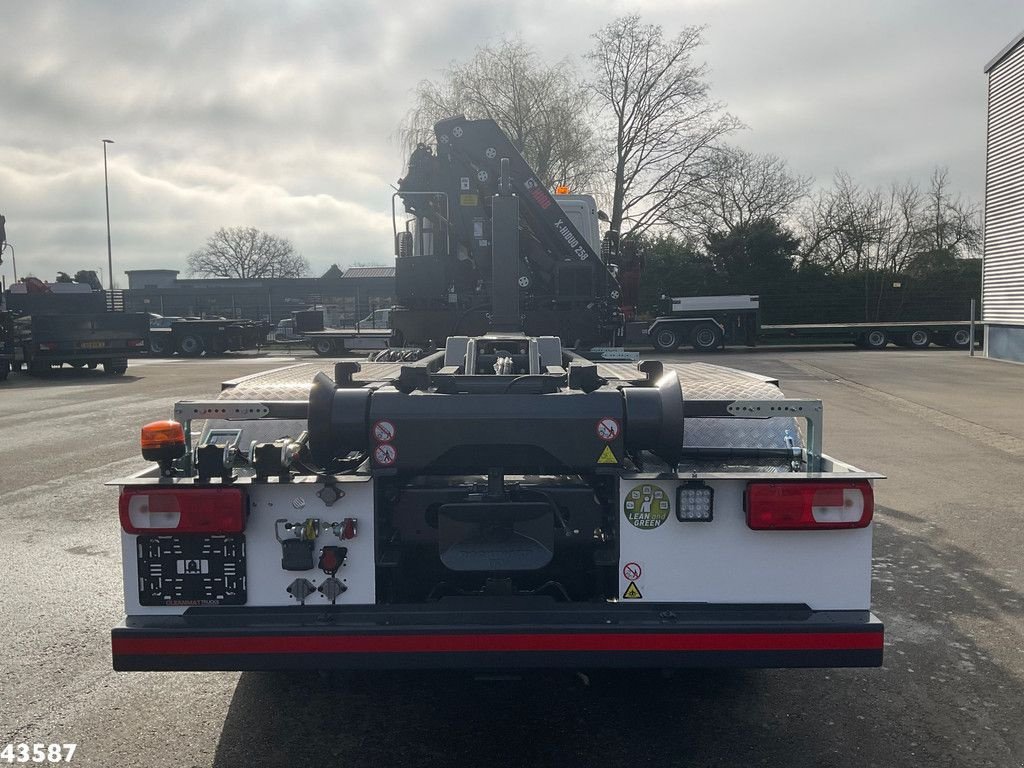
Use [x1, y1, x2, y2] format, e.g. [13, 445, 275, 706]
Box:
[1, 0, 1022, 286]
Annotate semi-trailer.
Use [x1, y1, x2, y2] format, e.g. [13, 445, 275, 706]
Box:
[644, 295, 976, 352]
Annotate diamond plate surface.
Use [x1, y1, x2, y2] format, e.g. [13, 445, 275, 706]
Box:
[218, 362, 403, 401]
[665, 363, 798, 450]
[215, 360, 799, 451]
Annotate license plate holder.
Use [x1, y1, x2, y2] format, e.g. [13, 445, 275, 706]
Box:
[137, 534, 246, 606]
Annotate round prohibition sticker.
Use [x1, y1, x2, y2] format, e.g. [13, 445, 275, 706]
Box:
[623, 484, 671, 529]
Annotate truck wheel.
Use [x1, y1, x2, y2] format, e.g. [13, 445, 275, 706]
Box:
[103, 359, 129, 376]
[149, 336, 171, 356]
[0, 361, 9, 381]
[178, 334, 205, 357]
[906, 329, 931, 349]
[862, 329, 889, 350]
[28, 361, 51, 376]
[209, 337, 227, 355]
[949, 329, 972, 349]
[313, 339, 336, 357]
[652, 327, 679, 352]
[691, 323, 722, 352]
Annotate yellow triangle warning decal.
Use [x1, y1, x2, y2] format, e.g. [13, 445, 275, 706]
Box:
[623, 581, 642, 599]
[598, 445, 618, 464]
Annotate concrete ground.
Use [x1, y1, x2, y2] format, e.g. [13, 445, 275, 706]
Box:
[0, 347, 1021, 767]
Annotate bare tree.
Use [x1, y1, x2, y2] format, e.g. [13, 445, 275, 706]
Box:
[187, 227, 308, 279]
[799, 172, 921, 274]
[403, 38, 598, 190]
[914, 167, 983, 264]
[684, 147, 811, 238]
[800, 168, 981, 277]
[587, 16, 741, 238]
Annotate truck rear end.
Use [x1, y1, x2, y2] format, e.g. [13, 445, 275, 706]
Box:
[21, 312, 149, 375]
[111, 336, 882, 672]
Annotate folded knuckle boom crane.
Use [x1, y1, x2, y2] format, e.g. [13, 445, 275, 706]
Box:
[392, 116, 628, 349]
[110, 119, 884, 673]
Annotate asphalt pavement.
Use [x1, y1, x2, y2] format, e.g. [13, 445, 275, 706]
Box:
[0, 347, 1021, 768]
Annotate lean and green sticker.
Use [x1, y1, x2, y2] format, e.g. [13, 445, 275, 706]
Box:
[623, 484, 671, 529]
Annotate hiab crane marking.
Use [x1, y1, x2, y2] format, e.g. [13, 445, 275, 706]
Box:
[531, 188, 552, 209]
[552, 218, 590, 259]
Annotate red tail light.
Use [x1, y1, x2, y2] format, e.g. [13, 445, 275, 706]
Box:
[128, 339, 145, 347]
[38, 342, 57, 351]
[119, 488, 245, 534]
[745, 481, 873, 530]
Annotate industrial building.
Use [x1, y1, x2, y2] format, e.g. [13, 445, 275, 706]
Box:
[983, 31, 1024, 363]
[123, 265, 395, 325]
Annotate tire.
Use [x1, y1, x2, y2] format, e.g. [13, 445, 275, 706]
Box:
[0, 361, 9, 381]
[691, 323, 722, 352]
[178, 334, 205, 357]
[906, 329, 931, 349]
[69, 361, 87, 369]
[149, 335, 171, 356]
[209, 336, 227, 355]
[652, 327, 679, 353]
[28, 360, 51, 376]
[103, 358, 128, 376]
[861, 329, 889, 350]
[949, 328, 972, 349]
[313, 338, 336, 357]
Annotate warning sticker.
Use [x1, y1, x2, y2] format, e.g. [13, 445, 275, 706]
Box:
[373, 443, 398, 467]
[460, 193, 479, 206]
[597, 445, 618, 464]
[622, 562, 642, 581]
[623, 582, 643, 599]
[623, 484, 671, 529]
[372, 420, 396, 443]
[596, 417, 620, 442]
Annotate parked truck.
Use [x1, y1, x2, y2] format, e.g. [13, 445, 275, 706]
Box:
[643, 295, 977, 352]
[293, 308, 393, 357]
[148, 316, 273, 357]
[110, 152, 883, 673]
[4, 283, 149, 376]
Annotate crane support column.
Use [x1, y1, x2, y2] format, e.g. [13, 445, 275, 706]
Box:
[490, 158, 521, 333]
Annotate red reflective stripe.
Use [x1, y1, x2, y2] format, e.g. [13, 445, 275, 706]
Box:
[113, 631, 882, 656]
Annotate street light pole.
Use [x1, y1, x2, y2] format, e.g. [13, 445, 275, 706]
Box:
[102, 139, 115, 291]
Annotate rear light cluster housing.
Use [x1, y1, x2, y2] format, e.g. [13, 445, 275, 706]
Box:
[745, 480, 873, 530]
[119, 488, 246, 534]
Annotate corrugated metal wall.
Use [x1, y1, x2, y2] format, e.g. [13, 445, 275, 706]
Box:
[984, 41, 1024, 329]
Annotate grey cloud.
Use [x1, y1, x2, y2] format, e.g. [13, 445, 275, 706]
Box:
[1, 0, 1020, 284]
